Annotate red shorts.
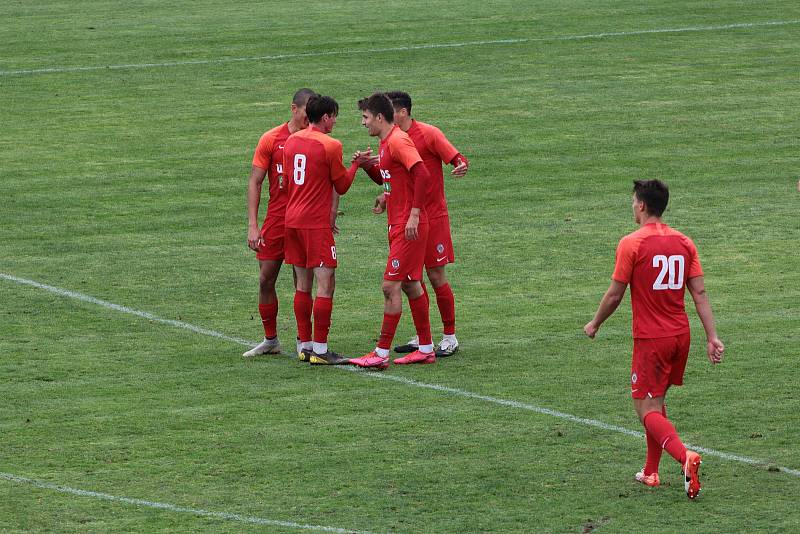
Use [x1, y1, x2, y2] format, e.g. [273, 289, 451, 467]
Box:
[630, 333, 691, 399]
[256, 218, 285, 261]
[284, 228, 337, 269]
[384, 222, 428, 281]
[424, 214, 455, 268]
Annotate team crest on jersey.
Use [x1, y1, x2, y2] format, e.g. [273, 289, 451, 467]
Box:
[436, 243, 445, 254]
[391, 259, 400, 269]
[631, 372, 638, 384]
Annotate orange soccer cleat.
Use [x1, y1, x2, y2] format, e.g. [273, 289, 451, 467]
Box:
[393, 350, 436, 365]
[635, 469, 661, 488]
[684, 451, 702, 499]
[348, 351, 390, 370]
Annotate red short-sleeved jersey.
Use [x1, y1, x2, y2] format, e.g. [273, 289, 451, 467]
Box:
[406, 120, 460, 220]
[282, 127, 348, 229]
[379, 126, 426, 226]
[252, 123, 291, 222]
[613, 222, 704, 339]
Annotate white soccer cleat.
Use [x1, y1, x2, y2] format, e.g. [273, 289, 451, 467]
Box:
[242, 337, 282, 358]
[435, 336, 459, 357]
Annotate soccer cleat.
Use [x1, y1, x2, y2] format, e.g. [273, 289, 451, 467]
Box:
[635, 469, 661, 488]
[309, 350, 348, 365]
[435, 337, 459, 357]
[347, 351, 390, 370]
[393, 336, 419, 353]
[684, 451, 702, 499]
[242, 337, 281, 358]
[298, 348, 313, 362]
[393, 350, 436, 365]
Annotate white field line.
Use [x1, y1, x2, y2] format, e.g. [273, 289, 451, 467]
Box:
[0, 473, 374, 534]
[3, 272, 800, 479]
[1, 19, 798, 77]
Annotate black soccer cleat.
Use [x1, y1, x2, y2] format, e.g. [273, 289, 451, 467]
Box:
[298, 348, 313, 362]
[393, 337, 419, 353]
[309, 350, 348, 365]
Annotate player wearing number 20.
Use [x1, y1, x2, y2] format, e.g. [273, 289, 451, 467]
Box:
[584, 179, 724, 500]
[282, 95, 362, 366]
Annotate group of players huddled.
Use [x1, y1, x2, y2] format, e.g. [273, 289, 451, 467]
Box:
[244, 89, 468, 370]
[243, 88, 727, 501]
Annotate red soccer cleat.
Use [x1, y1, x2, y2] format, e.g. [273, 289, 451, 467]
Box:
[684, 450, 702, 499]
[393, 350, 436, 365]
[347, 351, 390, 370]
[635, 469, 660, 488]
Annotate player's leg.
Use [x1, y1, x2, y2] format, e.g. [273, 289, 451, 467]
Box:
[308, 266, 346, 365]
[349, 280, 402, 369]
[393, 280, 436, 365]
[293, 265, 315, 361]
[243, 224, 284, 357]
[426, 265, 458, 356]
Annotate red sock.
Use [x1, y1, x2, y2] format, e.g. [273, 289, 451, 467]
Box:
[420, 280, 430, 306]
[408, 293, 432, 346]
[313, 296, 333, 344]
[258, 302, 278, 339]
[643, 410, 687, 466]
[293, 290, 313, 343]
[644, 404, 667, 475]
[434, 283, 456, 335]
[377, 313, 401, 350]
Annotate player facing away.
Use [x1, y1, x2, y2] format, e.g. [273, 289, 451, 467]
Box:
[584, 179, 724, 499]
[348, 93, 436, 370]
[283, 94, 363, 365]
[385, 91, 469, 357]
[243, 88, 316, 358]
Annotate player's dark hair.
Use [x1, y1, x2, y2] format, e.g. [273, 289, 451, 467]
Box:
[292, 88, 316, 106]
[633, 179, 669, 217]
[386, 91, 412, 114]
[305, 95, 339, 123]
[361, 92, 394, 122]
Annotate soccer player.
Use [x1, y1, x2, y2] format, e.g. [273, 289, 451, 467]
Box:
[348, 93, 435, 370]
[385, 91, 469, 357]
[583, 179, 724, 499]
[243, 88, 315, 358]
[283, 94, 362, 365]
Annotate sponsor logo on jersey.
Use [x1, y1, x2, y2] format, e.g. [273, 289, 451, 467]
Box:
[383, 182, 391, 193]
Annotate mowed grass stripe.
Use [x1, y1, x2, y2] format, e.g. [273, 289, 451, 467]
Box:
[1, 19, 797, 77]
[3, 272, 798, 478]
[0, 472, 377, 534]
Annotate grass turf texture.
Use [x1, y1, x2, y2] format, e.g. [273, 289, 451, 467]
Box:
[2, 0, 800, 532]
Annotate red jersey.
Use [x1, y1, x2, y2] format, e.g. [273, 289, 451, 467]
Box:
[613, 222, 704, 339]
[282, 127, 349, 229]
[406, 120, 460, 220]
[379, 126, 426, 226]
[252, 123, 291, 222]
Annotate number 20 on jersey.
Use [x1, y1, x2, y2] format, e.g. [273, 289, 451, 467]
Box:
[652, 254, 684, 290]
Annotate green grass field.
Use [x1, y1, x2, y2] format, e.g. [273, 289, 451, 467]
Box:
[2, 1, 800, 532]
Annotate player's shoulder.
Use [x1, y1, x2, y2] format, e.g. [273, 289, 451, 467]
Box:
[414, 120, 442, 135]
[261, 122, 289, 142]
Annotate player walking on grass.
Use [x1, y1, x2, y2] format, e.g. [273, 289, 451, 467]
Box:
[584, 179, 724, 499]
[283, 94, 364, 365]
[243, 88, 315, 358]
[385, 91, 469, 358]
[348, 93, 435, 370]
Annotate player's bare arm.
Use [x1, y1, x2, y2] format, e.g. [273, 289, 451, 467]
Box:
[405, 207, 420, 240]
[246, 165, 268, 251]
[450, 154, 469, 177]
[584, 280, 628, 338]
[372, 192, 386, 214]
[686, 276, 725, 364]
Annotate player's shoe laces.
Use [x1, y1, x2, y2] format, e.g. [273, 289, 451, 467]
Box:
[242, 337, 281, 358]
[347, 352, 390, 370]
[393, 350, 436, 365]
[684, 451, 702, 499]
[309, 350, 347, 365]
[298, 348, 313, 362]
[393, 336, 419, 353]
[634, 469, 660, 488]
[435, 337, 459, 357]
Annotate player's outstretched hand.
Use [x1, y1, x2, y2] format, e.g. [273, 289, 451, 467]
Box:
[353, 148, 378, 168]
[372, 193, 386, 214]
[247, 226, 263, 252]
[706, 337, 724, 365]
[451, 159, 469, 177]
[583, 321, 598, 338]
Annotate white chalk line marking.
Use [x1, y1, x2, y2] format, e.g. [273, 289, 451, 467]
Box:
[1, 20, 798, 77]
[3, 272, 799, 479]
[0, 473, 374, 533]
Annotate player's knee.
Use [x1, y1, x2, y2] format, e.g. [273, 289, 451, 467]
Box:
[382, 281, 399, 300]
[426, 267, 447, 287]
